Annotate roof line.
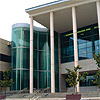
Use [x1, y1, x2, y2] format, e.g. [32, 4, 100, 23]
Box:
[25, 0, 70, 12]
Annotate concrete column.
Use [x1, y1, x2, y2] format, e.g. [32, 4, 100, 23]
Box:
[96, 0, 100, 40]
[50, 11, 55, 93]
[72, 6, 79, 93]
[30, 16, 33, 94]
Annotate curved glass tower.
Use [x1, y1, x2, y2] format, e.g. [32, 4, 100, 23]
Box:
[11, 23, 59, 91]
[11, 23, 30, 90]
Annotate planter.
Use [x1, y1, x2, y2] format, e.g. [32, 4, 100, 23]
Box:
[66, 94, 81, 100]
[0, 95, 6, 100]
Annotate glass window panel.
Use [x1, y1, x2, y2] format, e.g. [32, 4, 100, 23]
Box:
[39, 51, 47, 70]
[79, 48, 86, 54]
[34, 32, 38, 49]
[16, 70, 20, 90]
[95, 45, 99, 54]
[67, 46, 74, 52]
[48, 51, 51, 70]
[48, 72, 51, 88]
[21, 70, 29, 89]
[33, 71, 38, 89]
[11, 70, 16, 90]
[54, 37, 58, 52]
[16, 48, 21, 68]
[12, 49, 16, 69]
[67, 51, 74, 56]
[39, 33, 47, 50]
[99, 45, 100, 51]
[61, 23, 99, 63]
[21, 48, 30, 69]
[95, 40, 99, 46]
[87, 52, 93, 59]
[33, 50, 38, 70]
[87, 47, 92, 53]
[79, 53, 86, 60]
[94, 34, 99, 40]
[39, 72, 47, 88]
[78, 39, 87, 44]
[61, 57, 67, 63]
[79, 43, 86, 49]
[21, 28, 30, 47]
[87, 41, 92, 47]
[85, 36, 92, 41]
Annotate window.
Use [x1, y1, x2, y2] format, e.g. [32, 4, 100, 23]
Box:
[61, 23, 99, 63]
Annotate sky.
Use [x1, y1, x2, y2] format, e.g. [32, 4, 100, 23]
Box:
[0, 0, 55, 41]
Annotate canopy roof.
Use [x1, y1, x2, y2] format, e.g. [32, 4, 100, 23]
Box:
[26, 0, 97, 33]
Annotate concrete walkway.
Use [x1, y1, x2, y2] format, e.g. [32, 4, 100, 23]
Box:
[81, 97, 100, 100]
[38, 97, 100, 100]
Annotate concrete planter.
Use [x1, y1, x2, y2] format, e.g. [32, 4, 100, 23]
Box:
[0, 95, 6, 100]
[66, 94, 81, 100]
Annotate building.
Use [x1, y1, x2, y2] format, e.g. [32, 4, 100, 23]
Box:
[11, 0, 100, 93]
[0, 38, 11, 71]
[11, 23, 59, 91]
[0, 38, 11, 92]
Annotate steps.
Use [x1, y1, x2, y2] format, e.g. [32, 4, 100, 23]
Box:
[6, 91, 100, 100]
[38, 92, 100, 98]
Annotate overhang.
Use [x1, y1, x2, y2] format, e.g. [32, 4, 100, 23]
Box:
[26, 0, 97, 33]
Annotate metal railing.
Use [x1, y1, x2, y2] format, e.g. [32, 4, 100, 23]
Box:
[4, 87, 50, 100]
[29, 87, 50, 100]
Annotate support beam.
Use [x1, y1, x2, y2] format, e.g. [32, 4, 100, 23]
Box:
[96, 0, 100, 40]
[72, 6, 79, 93]
[50, 11, 55, 93]
[30, 16, 33, 94]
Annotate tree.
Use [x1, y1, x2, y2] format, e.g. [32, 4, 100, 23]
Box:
[81, 72, 89, 86]
[93, 53, 100, 91]
[94, 53, 100, 68]
[65, 65, 88, 93]
[0, 68, 14, 96]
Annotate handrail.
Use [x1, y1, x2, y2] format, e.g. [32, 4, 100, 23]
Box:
[17, 88, 28, 93]
[29, 87, 50, 100]
[4, 87, 50, 99]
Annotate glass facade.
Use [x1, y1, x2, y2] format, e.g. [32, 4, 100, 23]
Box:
[11, 24, 59, 91]
[33, 31, 59, 92]
[11, 26, 30, 90]
[80, 73, 96, 87]
[61, 23, 99, 63]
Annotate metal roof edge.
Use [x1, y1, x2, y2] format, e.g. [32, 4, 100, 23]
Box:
[25, 0, 70, 12]
[12, 23, 48, 32]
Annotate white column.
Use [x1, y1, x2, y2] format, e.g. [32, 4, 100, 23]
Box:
[96, 0, 100, 40]
[30, 16, 33, 94]
[50, 11, 55, 93]
[72, 6, 79, 93]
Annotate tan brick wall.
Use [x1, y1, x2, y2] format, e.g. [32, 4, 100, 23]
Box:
[0, 38, 11, 56]
[0, 61, 10, 71]
[0, 38, 11, 71]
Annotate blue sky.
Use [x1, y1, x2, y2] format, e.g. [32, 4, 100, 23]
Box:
[0, 0, 55, 41]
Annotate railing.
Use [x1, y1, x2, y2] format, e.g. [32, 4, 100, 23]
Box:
[29, 87, 50, 100]
[17, 88, 28, 94]
[1, 87, 50, 100]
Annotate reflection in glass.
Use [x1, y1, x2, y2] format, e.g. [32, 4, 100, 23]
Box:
[61, 23, 99, 63]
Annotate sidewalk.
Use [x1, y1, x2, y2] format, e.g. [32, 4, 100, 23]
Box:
[81, 97, 100, 100]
